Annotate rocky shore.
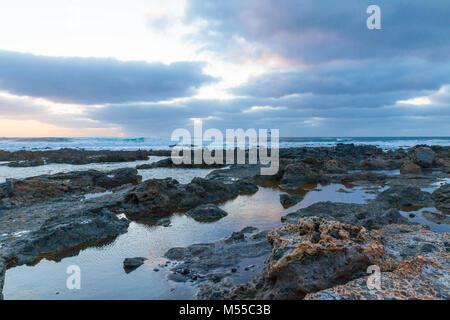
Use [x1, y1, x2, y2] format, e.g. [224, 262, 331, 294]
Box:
[0, 143, 448, 299]
[0, 148, 171, 167]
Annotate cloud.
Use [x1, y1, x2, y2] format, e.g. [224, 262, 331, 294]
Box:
[85, 85, 450, 137]
[185, 0, 450, 64]
[234, 59, 450, 98]
[0, 92, 109, 129]
[0, 50, 216, 104]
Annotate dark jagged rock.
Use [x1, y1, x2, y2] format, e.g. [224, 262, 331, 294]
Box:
[324, 159, 347, 173]
[187, 204, 228, 222]
[360, 156, 401, 170]
[0, 148, 153, 166]
[206, 164, 282, 184]
[375, 185, 434, 209]
[123, 177, 258, 218]
[137, 157, 225, 169]
[93, 168, 141, 189]
[281, 201, 409, 230]
[432, 184, 450, 214]
[123, 257, 148, 273]
[279, 194, 303, 208]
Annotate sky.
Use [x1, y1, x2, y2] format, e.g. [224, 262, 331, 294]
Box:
[0, 0, 449, 137]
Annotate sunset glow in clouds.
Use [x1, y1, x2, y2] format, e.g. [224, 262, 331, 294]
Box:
[0, 0, 449, 137]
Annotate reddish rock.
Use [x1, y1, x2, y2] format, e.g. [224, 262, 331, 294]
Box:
[400, 160, 422, 174]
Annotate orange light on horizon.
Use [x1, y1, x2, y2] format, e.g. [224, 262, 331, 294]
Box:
[0, 118, 123, 137]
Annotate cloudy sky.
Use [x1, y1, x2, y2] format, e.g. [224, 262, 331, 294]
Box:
[0, 0, 449, 137]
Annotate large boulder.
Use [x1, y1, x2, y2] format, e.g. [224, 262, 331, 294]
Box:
[187, 204, 228, 222]
[411, 147, 435, 168]
[432, 184, 450, 214]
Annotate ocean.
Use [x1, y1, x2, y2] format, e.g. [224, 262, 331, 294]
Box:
[1, 136, 450, 152]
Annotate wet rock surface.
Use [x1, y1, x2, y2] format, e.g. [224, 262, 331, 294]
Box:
[164, 227, 271, 292]
[122, 177, 258, 219]
[433, 184, 450, 214]
[187, 204, 228, 222]
[0, 203, 129, 267]
[421, 210, 450, 224]
[281, 201, 409, 230]
[0, 259, 4, 300]
[375, 185, 434, 209]
[0, 168, 141, 208]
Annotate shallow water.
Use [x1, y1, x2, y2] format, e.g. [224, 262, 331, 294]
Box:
[400, 207, 450, 233]
[421, 177, 450, 193]
[3, 183, 380, 300]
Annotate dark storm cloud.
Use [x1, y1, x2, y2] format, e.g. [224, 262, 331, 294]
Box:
[186, 0, 450, 64]
[234, 59, 450, 98]
[0, 50, 216, 104]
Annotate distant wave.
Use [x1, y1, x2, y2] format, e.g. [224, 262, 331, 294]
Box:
[0, 136, 449, 152]
[0, 137, 73, 142]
